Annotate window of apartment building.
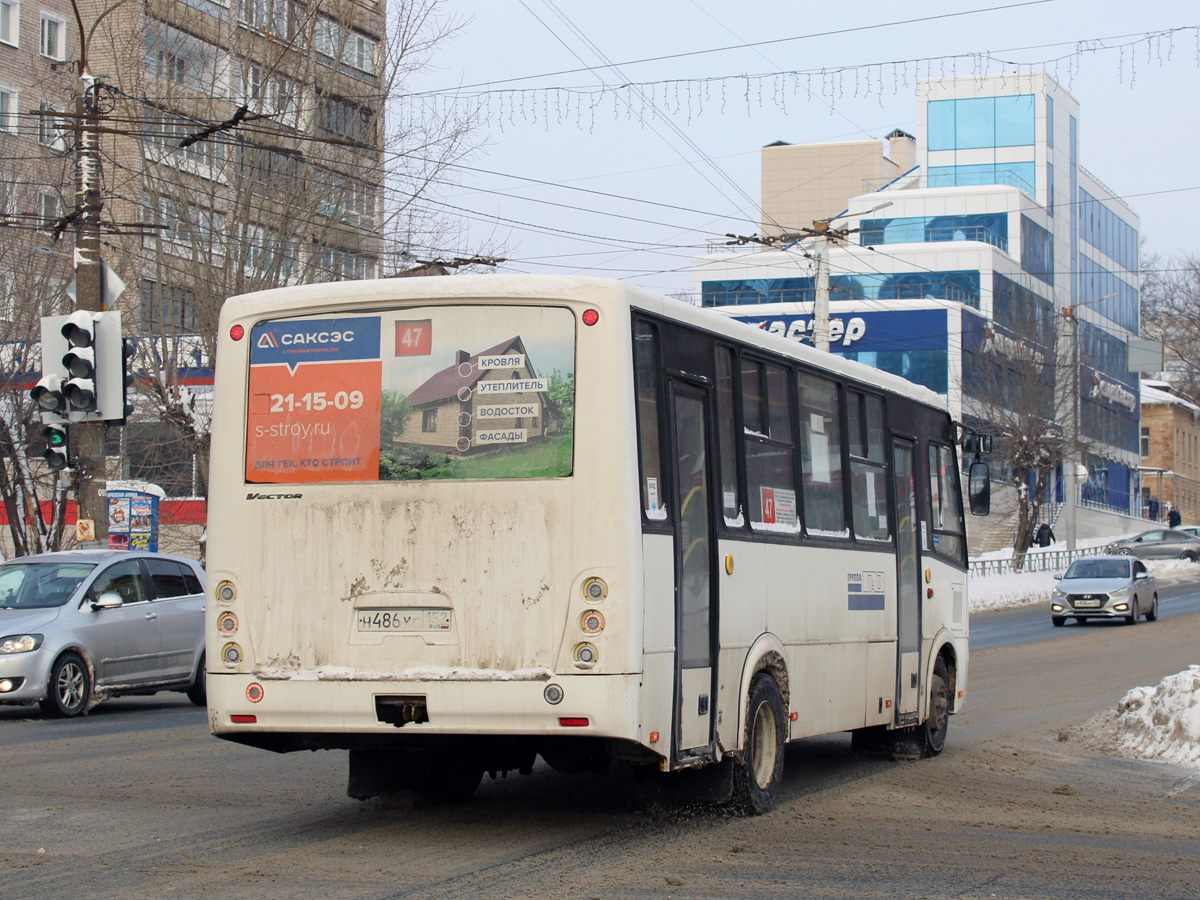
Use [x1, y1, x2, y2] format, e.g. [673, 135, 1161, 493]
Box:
[314, 16, 376, 77]
[39, 12, 64, 60]
[0, 271, 13, 320]
[241, 62, 299, 127]
[1141, 426, 1150, 458]
[316, 94, 373, 146]
[143, 106, 224, 177]
[312, 245, 375, 282]
[144, 20, 228, 95]
[37, 100, 67, 150]
[140, 278, 202, 333]
[241, 223, 296, 281]
[143, 194, 225, 262]
[0, 86, 17, 133]
[314, 169, 373, 228]
[234, 139, 303, 198]
[1, 1, 19, 47]
[37, 189, 58, 232]
[239, 0, 291, 38]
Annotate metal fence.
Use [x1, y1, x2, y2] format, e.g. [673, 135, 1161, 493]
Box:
[968, 545, 1105, 578]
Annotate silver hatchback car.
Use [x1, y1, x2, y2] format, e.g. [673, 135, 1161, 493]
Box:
[0, 550, 206, 717]
[1050, 555, 1158, 627]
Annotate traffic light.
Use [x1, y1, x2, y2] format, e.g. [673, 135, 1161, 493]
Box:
[32, 311, 126, 422]
[39, 423, 70, 471]
[61, 311, 99, 413]
[30, 373, 67, 418]
[119, 337, 137, 423]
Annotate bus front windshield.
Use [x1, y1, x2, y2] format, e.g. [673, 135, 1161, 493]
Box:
[245, 305, 576, 484]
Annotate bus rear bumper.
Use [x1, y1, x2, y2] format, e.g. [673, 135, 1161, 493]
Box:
[208, 671, 644, 748]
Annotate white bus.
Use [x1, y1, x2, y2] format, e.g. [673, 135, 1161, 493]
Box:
[206, 275, 989, 813]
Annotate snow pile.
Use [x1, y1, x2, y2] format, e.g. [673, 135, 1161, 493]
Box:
[1111, 666, 1200, 768]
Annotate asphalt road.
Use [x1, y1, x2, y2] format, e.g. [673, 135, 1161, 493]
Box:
[3, 581, 1200, 899]
[970, 575, 1200, 650]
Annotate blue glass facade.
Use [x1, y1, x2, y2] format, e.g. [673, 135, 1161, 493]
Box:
[993, 273, 1053, 347]
[859, 214, 1007, 251]
[1079, 189, 1138, 272]
[1020, 216, 1054, 286]
[928, 95, 1036, 150]
[1080, 256, 1138, 333]
[701, 271, 982, 309]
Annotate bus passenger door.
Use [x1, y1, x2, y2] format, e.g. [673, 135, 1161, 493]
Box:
[670, 382, 716, 757]
[892, 439, 922, 723]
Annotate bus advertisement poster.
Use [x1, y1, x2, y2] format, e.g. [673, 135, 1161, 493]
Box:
[247, 317, 384, 483]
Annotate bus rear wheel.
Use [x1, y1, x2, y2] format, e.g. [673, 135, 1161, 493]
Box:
[731, 673, 785, 815]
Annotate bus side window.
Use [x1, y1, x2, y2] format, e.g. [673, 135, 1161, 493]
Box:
[848, 390, 891, 542]
[744, 359, 798, 534]
[798, 372, 845, 536]
[634, 320, 669, 522]
[715, 346, 742, 525]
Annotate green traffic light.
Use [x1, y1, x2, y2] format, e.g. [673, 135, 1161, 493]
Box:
[42, 425, 67, 447]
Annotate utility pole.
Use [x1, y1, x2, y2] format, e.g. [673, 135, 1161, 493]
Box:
[810, 221, 832, 353]
[70, 2, 106, 547]
[1062, 303, 1079, 552]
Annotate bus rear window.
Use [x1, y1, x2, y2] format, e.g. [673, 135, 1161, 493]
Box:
[245, 305, 575, 483]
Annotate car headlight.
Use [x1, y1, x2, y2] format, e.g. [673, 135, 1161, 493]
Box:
[1051, 589, 1067, 601]
[0, 634, 43, 654]
[1108, 586, 1129, 599]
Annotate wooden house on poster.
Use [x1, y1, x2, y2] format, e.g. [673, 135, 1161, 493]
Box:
[399, 336, 551, 453]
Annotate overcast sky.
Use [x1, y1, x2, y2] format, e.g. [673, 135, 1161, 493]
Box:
[401, 0, 1199, 295]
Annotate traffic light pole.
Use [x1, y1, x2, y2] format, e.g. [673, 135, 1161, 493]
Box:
[73, 68, 107, 547]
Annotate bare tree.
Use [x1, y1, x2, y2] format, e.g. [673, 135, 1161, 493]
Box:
[1142, 251, 1200, 396]
[0, 154, 77, 556]
[960, 291, 1078, 570]
[78, 0, 481, 505]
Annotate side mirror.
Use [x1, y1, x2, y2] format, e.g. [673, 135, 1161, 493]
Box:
[1135, 570, 1148, 580]
[1051, 572, 1063, 580]
[968, 461, 990, 516]
[92, 592, 123, 610]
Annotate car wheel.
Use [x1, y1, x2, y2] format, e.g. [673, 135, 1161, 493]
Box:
[1052, 616, 1066, 627]
[1118, 548, 1134, 556]
[39, 652, 90, 718]
[1180, 551, 1197, 562]
[1125, 597, 1139, 625]
[186, 653, 207, 706]
[731, 672, 786, 815]
[1145, 594, 1159, 622]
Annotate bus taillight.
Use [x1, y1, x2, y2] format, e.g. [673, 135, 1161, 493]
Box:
[559, 717, 589, 727]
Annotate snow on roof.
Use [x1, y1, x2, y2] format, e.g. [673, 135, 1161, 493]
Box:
[1141, 380, 1200, 413]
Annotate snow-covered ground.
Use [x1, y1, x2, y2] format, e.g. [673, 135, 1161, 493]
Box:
[971, 535, 1200, 769]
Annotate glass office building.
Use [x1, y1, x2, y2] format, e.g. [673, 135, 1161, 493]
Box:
[692, 73, 1141, 515]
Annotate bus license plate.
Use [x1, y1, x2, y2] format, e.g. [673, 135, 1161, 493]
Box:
[1074, 599, 1102, 608]
[357, 609, 451, 632]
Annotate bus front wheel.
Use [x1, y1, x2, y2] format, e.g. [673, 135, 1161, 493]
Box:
[922, 657, 950, 757]
[731, 672, 785, 815]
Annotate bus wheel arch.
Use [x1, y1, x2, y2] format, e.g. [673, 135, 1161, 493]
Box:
[734, 636, 790, 750]
[931, 638, 960, 714]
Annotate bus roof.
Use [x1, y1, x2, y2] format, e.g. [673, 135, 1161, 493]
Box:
[221, 274, 946, 410]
